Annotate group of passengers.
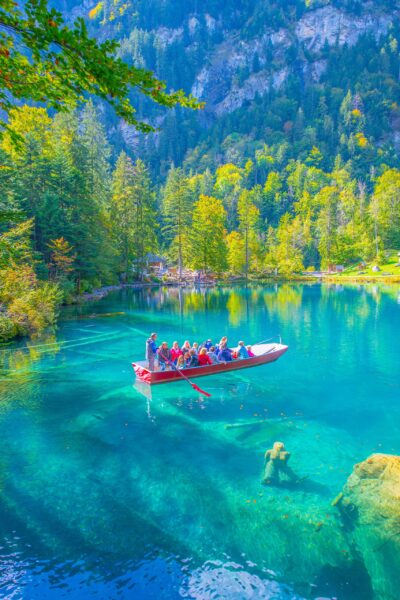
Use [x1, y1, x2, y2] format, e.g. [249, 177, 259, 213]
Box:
[145, 333, 255, 371]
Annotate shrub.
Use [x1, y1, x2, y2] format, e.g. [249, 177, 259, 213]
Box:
[79, 279, 92, 293]
[59, 279, 76, 304]
[91, 278, 102, 290]
[0, 315, 18, 342]
[7, 282, 62, 336]
[0, 265, 37, 304]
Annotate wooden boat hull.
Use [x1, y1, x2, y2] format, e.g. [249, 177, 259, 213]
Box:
[132, 343, 288, 385]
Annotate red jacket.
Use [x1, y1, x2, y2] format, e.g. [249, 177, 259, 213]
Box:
[171, 347, 183, 362]
[198, 353, 212, 366]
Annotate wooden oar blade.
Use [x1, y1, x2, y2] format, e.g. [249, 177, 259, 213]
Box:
[191, 383, 211, 397]
[159, 350, 212, 397]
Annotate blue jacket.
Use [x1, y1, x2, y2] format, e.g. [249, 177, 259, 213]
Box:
[146, 338, 158, 359]
[237, 346, 249, 359]
[217, 348, 232, 362]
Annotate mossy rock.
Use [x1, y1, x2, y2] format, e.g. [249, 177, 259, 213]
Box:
[339, 454, 400, 600]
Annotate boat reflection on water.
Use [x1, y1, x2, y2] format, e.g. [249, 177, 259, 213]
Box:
[132, 369, 268, 425]
[132, 380, 156, 421]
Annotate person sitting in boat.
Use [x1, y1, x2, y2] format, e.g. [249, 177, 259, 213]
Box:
[145, 332, 158, 371]
[207, 346, 219, 364]
[246, 345, 255, 357]
[176, 354, 185, 369]
[158, 342, 172, 371]
[216, 336, 228, 352]
[192, 342, 199, 355]
[217, 345, 233, 362]
[182, 340, 191, 354]
[198, 347, 212, 366]
[204, 339, 213, 350]
[171, 341, 183, 364]
[237, 341, 249, 359]
[183, 351, 191, 367]
[187, 348, 199, 367]
[262, 441, 298, 486]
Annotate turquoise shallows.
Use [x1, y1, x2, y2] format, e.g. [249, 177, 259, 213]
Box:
[0, 284, 399, 599]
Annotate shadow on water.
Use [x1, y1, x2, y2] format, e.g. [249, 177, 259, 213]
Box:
[263, 477, 331, 496]
[309, 560, 374, 600]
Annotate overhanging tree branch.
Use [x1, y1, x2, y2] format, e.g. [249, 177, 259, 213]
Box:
[0, 0, 204, 139]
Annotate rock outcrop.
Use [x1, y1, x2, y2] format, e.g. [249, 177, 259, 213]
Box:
[295, 5, 394, 52]
[192, 4, 399, 116]
[338, 454, 400, 600]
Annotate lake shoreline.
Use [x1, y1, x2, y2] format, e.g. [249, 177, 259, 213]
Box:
[80, 275, 400, 303]
[77, 281, 186, 302]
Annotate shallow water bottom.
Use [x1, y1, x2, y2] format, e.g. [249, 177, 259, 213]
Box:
[0, 284, 399, 598]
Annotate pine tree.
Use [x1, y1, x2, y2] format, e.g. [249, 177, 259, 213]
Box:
[162, 167, 192, 279]
[131, 159, 158, 279]
[315, 186, 340, 269]
[111, 152, 135, 281]
[79, 101, 112, 208]
[214, 164, 243, 230]
[111, 153, 157, 281]
[237, 190, 260, 277]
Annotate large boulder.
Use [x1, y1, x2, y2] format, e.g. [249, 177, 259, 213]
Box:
[338, 454, 400, 600]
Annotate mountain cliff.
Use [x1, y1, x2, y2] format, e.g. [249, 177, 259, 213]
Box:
[60, 0, 400, 178]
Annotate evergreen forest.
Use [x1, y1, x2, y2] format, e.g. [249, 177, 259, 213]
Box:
[1, 0, 400, 340]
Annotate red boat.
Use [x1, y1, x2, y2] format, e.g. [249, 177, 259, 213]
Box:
[132, 342, 288, 385]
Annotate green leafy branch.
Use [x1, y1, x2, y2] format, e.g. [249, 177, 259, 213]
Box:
[0, 0, 204, 139]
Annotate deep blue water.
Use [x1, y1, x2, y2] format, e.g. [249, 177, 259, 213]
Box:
[0, 284, 399, 599]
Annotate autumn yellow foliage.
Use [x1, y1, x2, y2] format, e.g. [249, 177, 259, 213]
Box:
[89, 2, 104, 19]
[351, 108, 362, 119]
[355, 132, 368, 148]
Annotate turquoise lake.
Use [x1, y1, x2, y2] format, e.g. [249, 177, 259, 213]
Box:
[0, 284, 399, 599]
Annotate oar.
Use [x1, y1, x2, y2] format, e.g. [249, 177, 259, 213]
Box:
[254, 334, 282, 345]
[158, 351, 211, 397]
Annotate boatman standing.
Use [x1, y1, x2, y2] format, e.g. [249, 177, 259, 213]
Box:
[146, 332, 158, 371]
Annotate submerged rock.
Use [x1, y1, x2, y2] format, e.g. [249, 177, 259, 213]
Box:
[338, 454, 400, 600]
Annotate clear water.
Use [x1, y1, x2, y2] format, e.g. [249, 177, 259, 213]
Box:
[0, 284, 399, 599]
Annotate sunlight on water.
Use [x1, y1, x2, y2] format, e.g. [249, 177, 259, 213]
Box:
[0, 284, 399, 599]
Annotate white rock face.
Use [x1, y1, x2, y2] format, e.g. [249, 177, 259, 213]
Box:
[155, 26, 183, 47]
[214, 67, 289, 116]
[191, 27, 290, 102]
[188, 16, 199, 35]
[304, 58, 328, 82]
[296, 5, 395, 52]
[205, 13, 217, 32]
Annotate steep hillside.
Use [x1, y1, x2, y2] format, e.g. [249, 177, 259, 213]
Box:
[60, 0, 400, 179]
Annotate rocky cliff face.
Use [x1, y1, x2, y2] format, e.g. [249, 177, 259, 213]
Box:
[62, 0, 400, 172]
[192, 4, 399, 117]
[338, 454, 400, 600]
[75, 0, 400, 120]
